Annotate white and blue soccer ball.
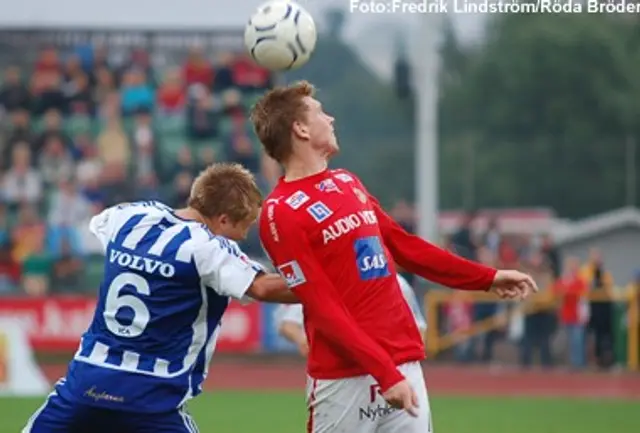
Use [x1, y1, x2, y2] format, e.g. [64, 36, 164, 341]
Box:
[244, 1, 317, 71]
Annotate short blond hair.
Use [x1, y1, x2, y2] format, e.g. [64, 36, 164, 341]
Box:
[188, 163, 262, 223]
[250, 80, 315, 163]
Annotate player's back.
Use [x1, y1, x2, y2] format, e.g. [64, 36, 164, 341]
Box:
[260, 170, 424, 379]
[57, 201, 248, 413]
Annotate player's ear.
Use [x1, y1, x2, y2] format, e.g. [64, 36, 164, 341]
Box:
[292, 120, 310, 141]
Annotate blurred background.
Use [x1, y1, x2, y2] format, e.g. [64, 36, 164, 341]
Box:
[0, 1, 639, 432]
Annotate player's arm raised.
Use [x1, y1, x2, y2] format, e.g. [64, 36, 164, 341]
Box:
[371, 195, 496, 290]
[195, 238, 298, 304]
[260, 205, 405, 392]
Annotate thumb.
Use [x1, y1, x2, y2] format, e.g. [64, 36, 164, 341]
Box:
[404, 391, 418, 418]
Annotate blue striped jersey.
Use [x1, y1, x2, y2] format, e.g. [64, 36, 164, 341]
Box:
[56, 201, 262, 413]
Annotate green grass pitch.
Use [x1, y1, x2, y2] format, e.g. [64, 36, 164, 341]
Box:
[3, 391, 639, 433]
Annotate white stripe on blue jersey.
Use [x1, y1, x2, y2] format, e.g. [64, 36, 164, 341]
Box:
[57, 201, 262, 413]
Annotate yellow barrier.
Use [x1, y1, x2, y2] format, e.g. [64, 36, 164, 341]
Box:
[424, 285, 640, 370]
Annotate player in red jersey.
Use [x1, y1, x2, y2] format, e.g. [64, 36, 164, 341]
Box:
[251, 81, 537, 433]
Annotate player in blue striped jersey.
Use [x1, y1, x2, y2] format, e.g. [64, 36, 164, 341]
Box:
[24, 163, 296, 433]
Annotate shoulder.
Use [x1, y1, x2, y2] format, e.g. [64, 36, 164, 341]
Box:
[330, 169, 359, 184]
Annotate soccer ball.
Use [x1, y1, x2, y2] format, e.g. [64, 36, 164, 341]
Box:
[244, 1, 317, 71]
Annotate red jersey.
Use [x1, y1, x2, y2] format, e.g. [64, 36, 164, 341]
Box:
[259, 169, 496, 391]
[554, 276, 588, 325]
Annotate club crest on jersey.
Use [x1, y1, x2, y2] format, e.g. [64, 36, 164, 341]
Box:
[278, 261, 306, 288]
[353, 188, 367, 204]
[334, 173, 354, 183]
[285, 191, 310, 210]
[353, 236, 390, 281]
[316, 178, 342, 194]
[307, 201, 333, 223]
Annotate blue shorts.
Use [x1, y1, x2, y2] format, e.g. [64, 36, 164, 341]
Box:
[23, 390, 199, 433]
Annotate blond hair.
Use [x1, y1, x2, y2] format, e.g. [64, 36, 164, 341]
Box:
[188, 163, 262, 223]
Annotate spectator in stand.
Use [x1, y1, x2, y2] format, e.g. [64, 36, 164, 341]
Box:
[35, 109, 72, 155]
[0, 241, 20, 294]
[64, 72, 95, 116]
[469, 246, 500, 364]
[520, 252, 555, 369]
[0, 66, 31, 113]
[74, 135, 104, 203]
[93, 67, 116, 107]
[62, 54, 84, 88]
[11, 204, 46, 263]
[213, 52, 235, 92]
[120, 49, 155, 87]
[169, 171, 193, 208]
[224, 124, 260, 174]
[97, 98, 131, 168]
[48, 178, 92, 256]
[120, 69, 154, 116]
[582, 248, 616, 369]
[169, 146, 197, 181]
[51, 240, 85, 293]
[183, 46, 214, 89]
[21, 233, 52, 296]
[186, 87, 219, 142]
[451, 211, 478, 261]
[484, 217, 501, 256]
[131, 107, 161, 181]
[221, 88, 245, 118]
[231, 53, 271, 92]
[39, 135, 76, 187]
[2, 144, 43, 208]
[555, 256, 589, 369]
[3, 110, 35, 165]
[34, 47, 61, 73]
[157, 68, 186, 115]
[99, 163, 131, 207]
[33, 71, 67, 115]
[196, 147, 217, 173]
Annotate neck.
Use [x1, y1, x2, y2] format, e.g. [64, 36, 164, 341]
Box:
[174, 207, 207, 226]
[282, 151, 328, 182]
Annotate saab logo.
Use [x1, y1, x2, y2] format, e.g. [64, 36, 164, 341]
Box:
[353, 188, 367, 204]
[354, 236, 390, 280]
[278, 261, 306, 288]
[316, 179, 341, 194]
[334, 173, 354, 183]
[285, 191, 310, 210]
[307, 202, 333, 223]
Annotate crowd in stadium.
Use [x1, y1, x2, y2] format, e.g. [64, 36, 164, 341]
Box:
[0, 44, 276, 296]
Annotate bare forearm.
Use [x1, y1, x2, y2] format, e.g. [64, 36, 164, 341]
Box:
[247, 273, 300, 303]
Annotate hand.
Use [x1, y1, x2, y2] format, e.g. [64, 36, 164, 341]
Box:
[382, 379, 419, 417]
[490, 270, 538, 300]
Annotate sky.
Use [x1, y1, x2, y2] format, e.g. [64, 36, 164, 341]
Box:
[0, 0, 489, 79]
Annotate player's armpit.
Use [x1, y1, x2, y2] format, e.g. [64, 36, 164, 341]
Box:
[368, 195, 496, 291]
[246, 273, 300, 303]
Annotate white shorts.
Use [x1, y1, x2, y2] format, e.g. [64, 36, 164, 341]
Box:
[306, 362, 433, 433]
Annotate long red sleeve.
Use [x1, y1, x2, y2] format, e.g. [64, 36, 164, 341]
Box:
[369, 196, 497, 291]
[261, 203, 405, 392]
